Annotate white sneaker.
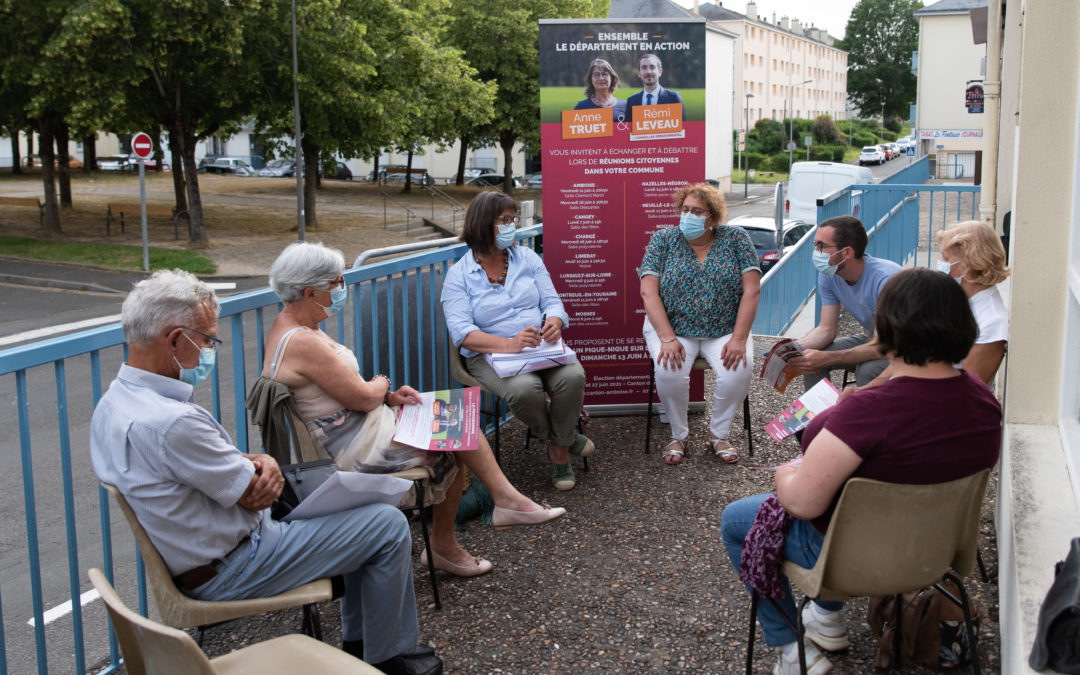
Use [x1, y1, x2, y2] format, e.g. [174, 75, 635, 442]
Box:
[773, 641, 833, 675]
[801, 603, 850, 651]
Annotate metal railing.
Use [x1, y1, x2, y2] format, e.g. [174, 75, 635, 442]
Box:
[422, 184, 464, 233]
[376, 187, 422, 235]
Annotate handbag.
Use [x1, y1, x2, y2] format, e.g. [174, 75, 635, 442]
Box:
[1030, 537, 1080, 673]
[269, 458, 339, 521]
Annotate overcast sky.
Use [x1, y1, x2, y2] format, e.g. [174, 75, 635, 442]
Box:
[668, 0, 860, 40]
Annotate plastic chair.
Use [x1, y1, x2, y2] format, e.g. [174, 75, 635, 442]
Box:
[88, 568, 379, 675]
[101, 483, 334, 644]
[745, 470, 991, 675]
[644, 357, 754, 456]
[245, 377, 442, 609]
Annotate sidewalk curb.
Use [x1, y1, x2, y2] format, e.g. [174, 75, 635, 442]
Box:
[0, 255, 262, 281]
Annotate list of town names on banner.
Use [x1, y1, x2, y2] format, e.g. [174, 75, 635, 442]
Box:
[539, 20, 706, 406]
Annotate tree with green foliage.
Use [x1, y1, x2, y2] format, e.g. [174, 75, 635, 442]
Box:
[55, 0, 269, 244]
[812, 115, 842, 145]
[448, 0, 608, 192]
[838, 0, 922, 121]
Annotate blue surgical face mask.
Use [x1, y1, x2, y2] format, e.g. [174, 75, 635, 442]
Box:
[316, 283, 348, 317]
[812, 250, 842, 277]
[175, 332, 216, 387]
[678, 212, 708, 240]
[496, 223, 517, 250]
[936, 259, 962, 282]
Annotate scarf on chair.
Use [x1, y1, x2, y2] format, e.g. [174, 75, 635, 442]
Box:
[739, 492, 793, 599]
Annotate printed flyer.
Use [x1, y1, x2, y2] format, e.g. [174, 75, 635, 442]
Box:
[393, 387, 481, 451]
[539, 19, 707, 407]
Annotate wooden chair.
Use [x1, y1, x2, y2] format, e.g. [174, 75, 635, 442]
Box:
[745, 470, 990, 675]
[88, 568, 379, 675]
[644, 357, 754, 456]
[245, 377, 442, 609]
[101, 484, 334, 644]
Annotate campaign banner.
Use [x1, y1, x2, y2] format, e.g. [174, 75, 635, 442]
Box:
[539, 20, 707, 407]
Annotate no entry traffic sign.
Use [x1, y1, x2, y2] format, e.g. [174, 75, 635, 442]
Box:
[131, 132, 153, 160]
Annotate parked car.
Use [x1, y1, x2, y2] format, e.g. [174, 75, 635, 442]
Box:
[897, 136, 915, 152]
[30, 154, 84, 169]
[198, 154, 265, 171]
[197, 157, 254, 176]
[467, 172, 525, 189]
[727, 215, 812, 274]
[888, 142, 900, 158]
[258, 159, 296, 177]
[127, 154, 171, 171]
[786, 161, 874, 224]
[879, 144, 895, 160]
[325, 161, 352, 181]
[526, 173, 542, 189]
[859, 146, 885, 165]
[98, 155, 135, 171]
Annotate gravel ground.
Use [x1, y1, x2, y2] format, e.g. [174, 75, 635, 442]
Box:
[120, 333, 1000, 675]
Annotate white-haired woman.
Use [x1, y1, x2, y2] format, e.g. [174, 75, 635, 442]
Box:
[262, 242, 565, 578]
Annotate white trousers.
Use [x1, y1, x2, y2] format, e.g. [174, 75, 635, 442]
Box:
[643, 318, 753, 442]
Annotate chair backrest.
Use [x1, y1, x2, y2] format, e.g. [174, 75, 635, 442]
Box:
[246, 376, 330, 464]
[812, 469, 990, 598]
[88, 568, 217, 675]
[447, 337, 484, 389]
[101, 483, 202, 628]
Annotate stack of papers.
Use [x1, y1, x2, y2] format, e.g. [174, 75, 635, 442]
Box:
[484, 339, 578, 378]
[764, 379, 839, 442]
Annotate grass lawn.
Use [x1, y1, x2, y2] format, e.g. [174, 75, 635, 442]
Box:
[0, 236, 217, 274]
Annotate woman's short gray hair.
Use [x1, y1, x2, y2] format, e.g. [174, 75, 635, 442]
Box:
[269, 242, 346, 304]
[122, 269, 220, 346]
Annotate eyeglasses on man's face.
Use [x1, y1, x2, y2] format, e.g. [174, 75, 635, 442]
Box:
[813, 241, 840, 253]
[325, 276, 345, 290]
[181, 326, 223, 351]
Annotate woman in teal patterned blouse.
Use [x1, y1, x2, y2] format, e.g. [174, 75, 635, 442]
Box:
[639, 182, 761, 465]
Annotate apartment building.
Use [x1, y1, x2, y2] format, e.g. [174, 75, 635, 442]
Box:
[697, 2, 849, 130]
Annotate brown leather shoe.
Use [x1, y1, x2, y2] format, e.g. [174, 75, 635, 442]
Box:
[492, 504, 567, 530]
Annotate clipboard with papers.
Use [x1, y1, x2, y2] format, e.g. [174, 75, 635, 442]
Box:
[483, 338, 579, 378]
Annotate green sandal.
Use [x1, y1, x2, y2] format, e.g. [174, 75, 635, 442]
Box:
[552, 462, 576, 491]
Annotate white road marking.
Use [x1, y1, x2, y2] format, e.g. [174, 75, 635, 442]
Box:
[0, 314, 122, 347]
[28, 589, 100, 627]
[206, 282, 236, 290]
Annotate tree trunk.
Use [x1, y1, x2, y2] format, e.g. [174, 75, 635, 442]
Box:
[11, 130, 22, 174]
[55, 123, 72, 207]
[455, 135, 470, 186]
[82, 134, 96, 172]
[169, 133, 188, 214]
[403, 150, 414, 194]
[499, 130, 516, 194]
[38, 117, 61, 234]
[302, 135, 318, 232]
[25, 129, 33, 166]
[174, 119, 207, 245]
[372, 154, 380, 183]
[152, 126, 164, 173]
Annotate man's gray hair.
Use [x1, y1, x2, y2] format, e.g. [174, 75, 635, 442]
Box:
[121, 270, 220, 346]
[269, 242, 346, 304]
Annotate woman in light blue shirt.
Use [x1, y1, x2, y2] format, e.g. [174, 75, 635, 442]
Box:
[441, 191, 592, 491]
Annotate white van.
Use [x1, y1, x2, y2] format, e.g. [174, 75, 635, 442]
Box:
[786, 161, 874, 225]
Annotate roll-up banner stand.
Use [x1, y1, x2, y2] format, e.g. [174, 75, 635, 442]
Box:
[539, 19, 708, 413]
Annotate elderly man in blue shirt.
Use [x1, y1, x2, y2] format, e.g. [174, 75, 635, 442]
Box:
[90, 269, 441, 675]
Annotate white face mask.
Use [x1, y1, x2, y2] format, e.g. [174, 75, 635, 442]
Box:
[936, 259, 962, 282]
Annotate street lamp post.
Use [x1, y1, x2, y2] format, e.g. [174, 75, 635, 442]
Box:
[788, 79, 813, 171]
[880, 100, 886, 142]
[744, 92, 754, 198]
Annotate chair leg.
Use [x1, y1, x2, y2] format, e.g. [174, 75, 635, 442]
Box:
[794, 596, 811, 675]
[892, 592, 903, 667]
[976, 548, 989, 583]
[493, 399, 501, 465]
[196, 626, 207, 647]
[301, 603, 323, 641]
[413, 481, 441, 610]
[942, 572, 981, 675]
[747, 590, 759, 675]
[645, 360, 655, 454]
[742, 395, 754, 457]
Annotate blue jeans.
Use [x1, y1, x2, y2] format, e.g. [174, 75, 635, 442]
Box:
[720, 493, 843, 646]
[191, 504, 417, 663]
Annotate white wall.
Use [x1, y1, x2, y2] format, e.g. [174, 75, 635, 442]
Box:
[706, 26, 736, 190]
[916, 12, 987, 153]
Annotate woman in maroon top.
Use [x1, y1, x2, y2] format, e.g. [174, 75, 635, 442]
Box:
[721, 268, 1001, 675]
